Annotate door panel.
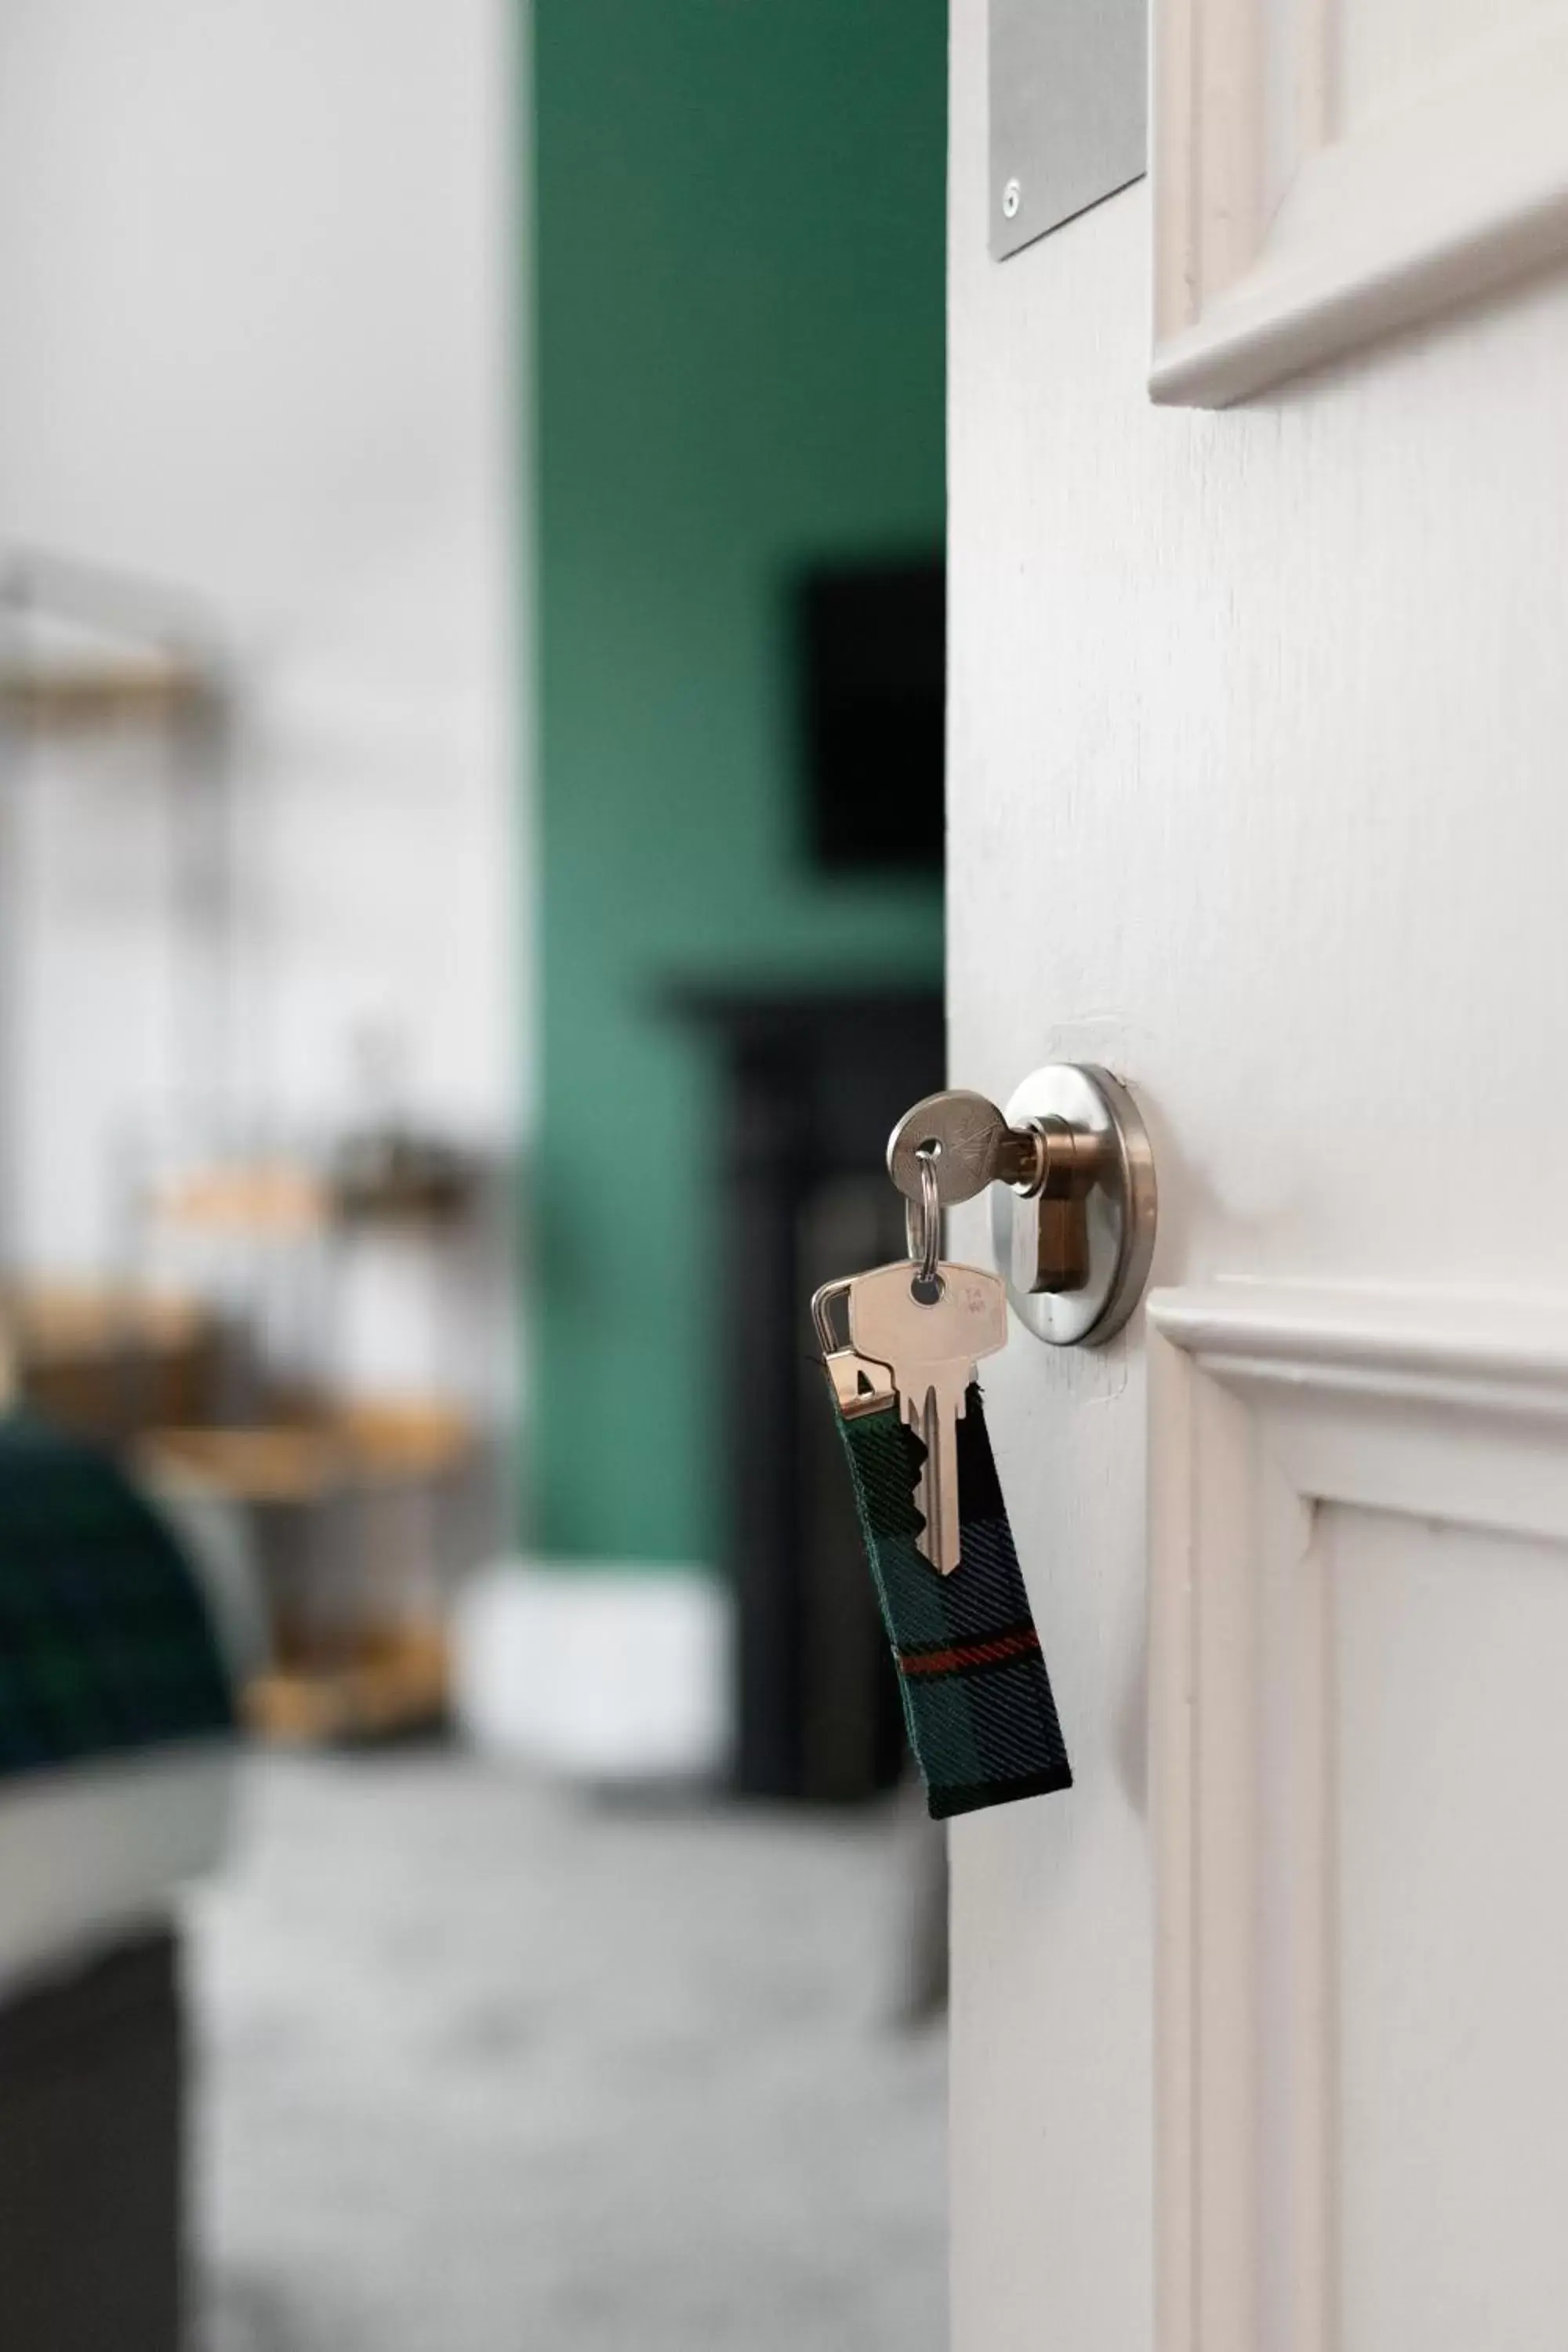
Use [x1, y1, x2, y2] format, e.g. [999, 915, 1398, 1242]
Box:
[1153, 0, 1568, 404]
[1334, 1512, 1568, 2351]
[947, 0, 1568, 2340]
[1338, 0, 1568, 130]
[1148, 1288, 1568, 2352]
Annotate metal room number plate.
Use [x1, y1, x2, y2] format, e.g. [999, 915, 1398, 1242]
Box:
[989, 0, 1148, 261]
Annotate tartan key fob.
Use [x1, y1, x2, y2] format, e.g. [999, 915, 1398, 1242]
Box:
[813, 1251, 1073, 1821]
[812, 1065, 1156, 1813]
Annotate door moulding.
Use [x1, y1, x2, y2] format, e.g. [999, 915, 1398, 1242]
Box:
[1150, 0, 1568, 406]
[1148, 1280, 1568, 2352]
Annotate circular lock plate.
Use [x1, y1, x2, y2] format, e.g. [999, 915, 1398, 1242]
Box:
[990, 1064, 1156, 1346]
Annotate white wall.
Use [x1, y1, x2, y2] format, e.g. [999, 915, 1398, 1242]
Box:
[0, 0, 519, 1410]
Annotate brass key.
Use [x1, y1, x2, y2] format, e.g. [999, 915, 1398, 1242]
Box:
[846, 1260, 1008, 1573]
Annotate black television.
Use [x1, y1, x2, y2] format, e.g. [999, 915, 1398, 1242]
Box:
[794, 554, 945, 876]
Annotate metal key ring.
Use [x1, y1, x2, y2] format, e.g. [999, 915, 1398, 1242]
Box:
[811, 1276, 851, 1358]
[904, 1148, 942, 1290]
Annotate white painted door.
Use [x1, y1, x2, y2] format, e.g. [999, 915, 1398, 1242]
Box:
[946, 3, 1568, 2347]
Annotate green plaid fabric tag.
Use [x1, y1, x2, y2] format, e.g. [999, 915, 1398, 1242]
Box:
[831, 1380, 1071, 1820]
[0, 1414, 236, 1780]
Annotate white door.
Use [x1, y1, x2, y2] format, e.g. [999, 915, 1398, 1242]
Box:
[946, 2, 1568, 2347]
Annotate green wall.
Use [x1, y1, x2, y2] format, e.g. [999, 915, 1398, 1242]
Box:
[531, 0, 947, 1566]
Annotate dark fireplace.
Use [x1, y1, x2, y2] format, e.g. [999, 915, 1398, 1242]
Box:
[670, 984, 943, 1801]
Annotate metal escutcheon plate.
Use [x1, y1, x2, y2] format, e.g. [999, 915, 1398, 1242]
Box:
[989, 1064, 1156, 1346]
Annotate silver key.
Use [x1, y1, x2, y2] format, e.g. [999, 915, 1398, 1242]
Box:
[846, 1259, 1008, 1573]
[886, 1091, 1010, 1208]
[887, 1088, 1047, 1210]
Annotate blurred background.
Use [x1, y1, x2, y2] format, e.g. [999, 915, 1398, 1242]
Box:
[0, 2, 949, 2347]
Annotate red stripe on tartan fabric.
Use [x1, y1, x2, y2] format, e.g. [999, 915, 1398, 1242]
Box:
[898, 1626, 1042, 1677]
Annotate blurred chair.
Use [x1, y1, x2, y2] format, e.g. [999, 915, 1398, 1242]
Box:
[0, 1410, 242, 2352]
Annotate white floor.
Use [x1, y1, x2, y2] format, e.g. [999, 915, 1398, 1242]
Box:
[188, 1752, 946, 2352]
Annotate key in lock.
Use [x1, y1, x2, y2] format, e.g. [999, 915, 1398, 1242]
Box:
[885, 1068, 1157, 1348]
[887, 1087, 1104, 1294]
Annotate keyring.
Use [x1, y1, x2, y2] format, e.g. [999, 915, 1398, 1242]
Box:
[904, 1148, 942, 1290]
[810, 1276, 851, 1358]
